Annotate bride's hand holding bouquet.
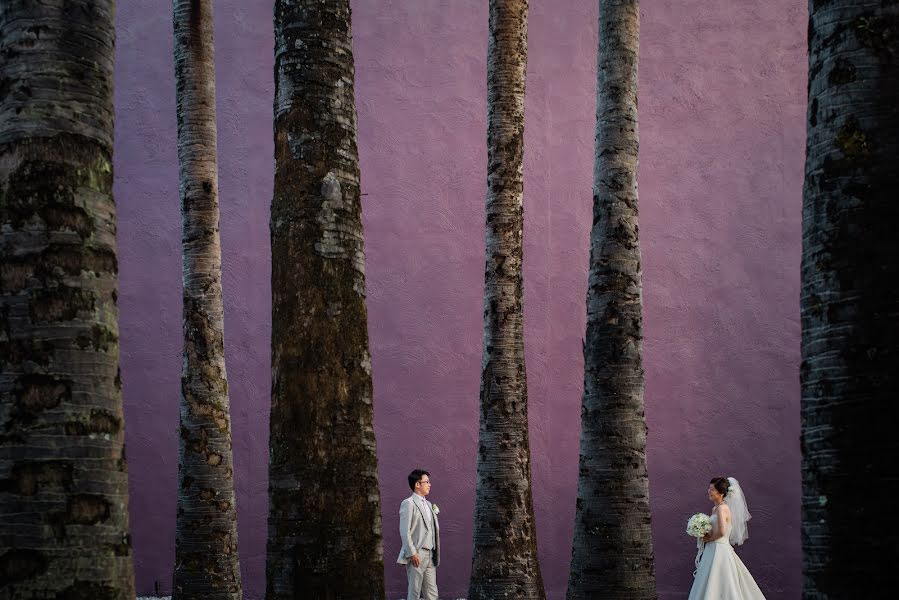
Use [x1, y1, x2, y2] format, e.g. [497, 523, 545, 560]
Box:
[686, 513, 712, 540]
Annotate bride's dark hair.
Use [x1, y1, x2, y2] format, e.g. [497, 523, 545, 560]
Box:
[710, 477, 730, 497]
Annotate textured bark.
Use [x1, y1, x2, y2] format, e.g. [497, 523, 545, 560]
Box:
[267, 1, 384, 599]
[801, 2, 899, 597]
[0, 1, 135, 598]
[567, 2, 657, 598]
[468, 2, 546, 600]
[172, 1, 242, 598]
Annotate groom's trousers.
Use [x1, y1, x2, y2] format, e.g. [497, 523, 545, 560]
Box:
[405, 547, 438, 600]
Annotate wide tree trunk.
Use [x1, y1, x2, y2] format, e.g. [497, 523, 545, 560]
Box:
[468, 2, 545, 600]
[0, 1, 135, 598]
[171, 1, 242, 598]
[567, 1, 657, 598]
[801, 2, 899, 597]
[267, 1, 384, 598]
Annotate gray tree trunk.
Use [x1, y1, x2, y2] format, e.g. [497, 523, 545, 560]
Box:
[567, 1, 657, 598]
[468, 2, 546, 600]
[801, 2, 899, 597]
[0, 1, 135, 598]
[267, 1, 384, 598]
[171, 1, 242, 598]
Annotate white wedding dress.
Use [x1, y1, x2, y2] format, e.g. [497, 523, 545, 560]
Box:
[688, 511, 766, 599]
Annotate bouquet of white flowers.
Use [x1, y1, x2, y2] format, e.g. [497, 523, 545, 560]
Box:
[686, 513, 712, 538]
[686, 513, 712, 576]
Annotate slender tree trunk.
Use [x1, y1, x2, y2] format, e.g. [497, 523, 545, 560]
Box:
[0, 2, 135, 598]
[567, 2, 657, 598]
[171, 1, 242, 598]
[267, 1, 384, 598]
[801, 2, 899, 597]
[468, 2, 545, 599]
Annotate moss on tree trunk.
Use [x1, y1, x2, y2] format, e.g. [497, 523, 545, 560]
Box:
[266, 2, 384, 599]
[0, 2, 134, 597]
[468, 2, 546, 600]
[172, 1, 243, 598]
[567, 1, 658, 598]
[801, 2, 899, 597]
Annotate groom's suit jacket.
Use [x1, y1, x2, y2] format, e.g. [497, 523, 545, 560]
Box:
[397, 494, 440, 567]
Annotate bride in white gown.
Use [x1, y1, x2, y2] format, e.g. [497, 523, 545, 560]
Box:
[688, 477, 766, 600]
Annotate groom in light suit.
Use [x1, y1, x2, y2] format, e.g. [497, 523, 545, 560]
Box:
[397, 469, 440, 600]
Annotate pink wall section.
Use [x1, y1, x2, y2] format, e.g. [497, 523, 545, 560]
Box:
[114, 1, 806, 598]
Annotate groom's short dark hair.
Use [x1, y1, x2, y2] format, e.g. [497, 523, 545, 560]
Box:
[408, 469, 430, 491]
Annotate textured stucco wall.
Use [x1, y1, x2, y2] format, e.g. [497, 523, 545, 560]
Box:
[114, 1, 806, 598]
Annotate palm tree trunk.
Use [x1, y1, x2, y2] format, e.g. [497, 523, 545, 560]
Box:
[468, 2, 545, 599]
[171, 1, 242, 598]
[801, 3, 899, 597]
[267, 1, 384, 598]
[567, 1, 657, 598]
[0, 2, 135, 598]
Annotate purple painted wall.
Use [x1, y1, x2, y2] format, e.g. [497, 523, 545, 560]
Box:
[114, 1, 806, 598]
